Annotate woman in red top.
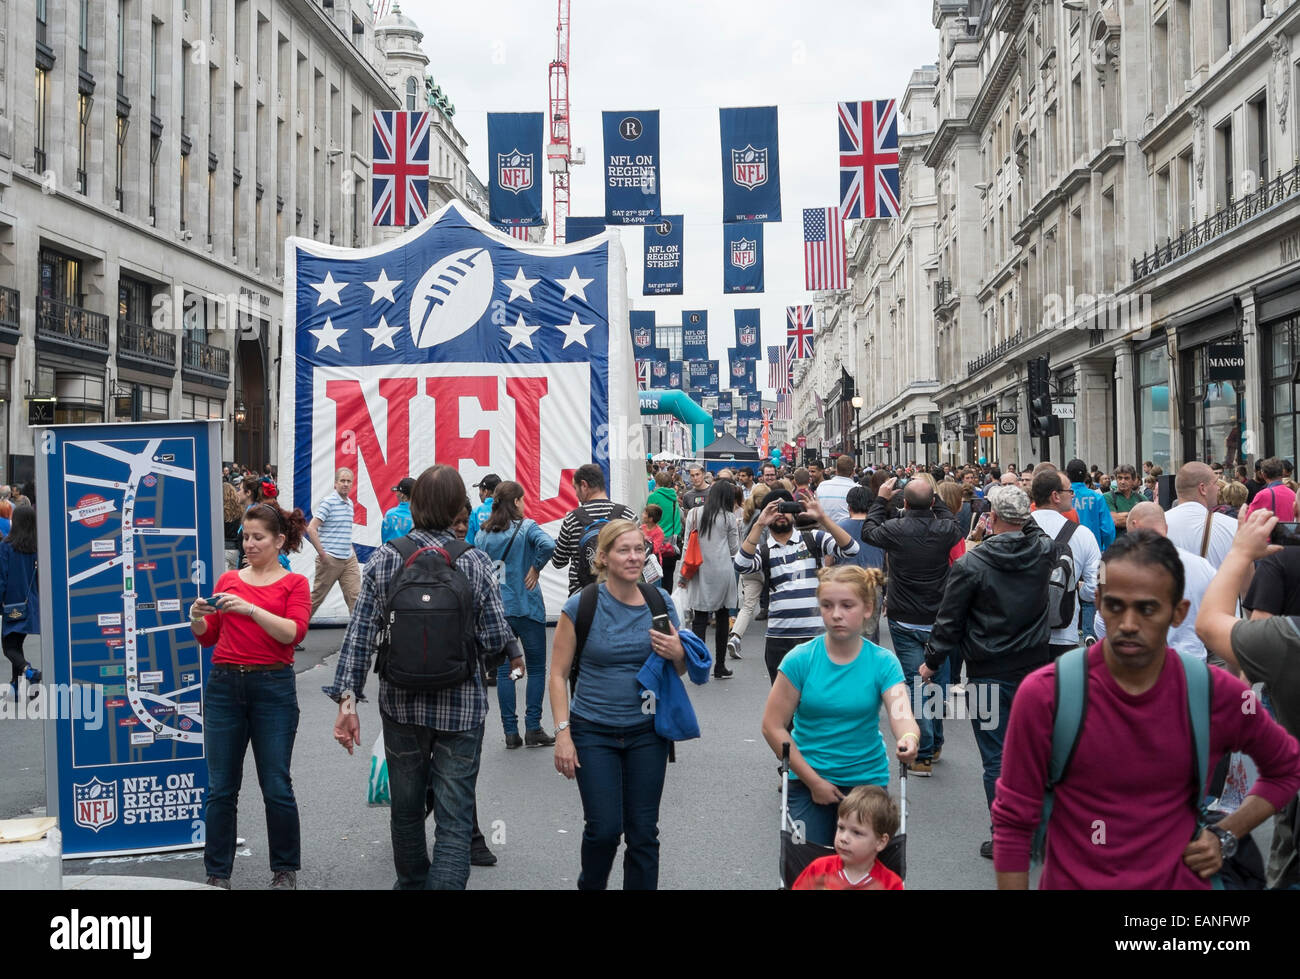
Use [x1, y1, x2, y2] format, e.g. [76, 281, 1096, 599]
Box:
[191, 502, 310, 890]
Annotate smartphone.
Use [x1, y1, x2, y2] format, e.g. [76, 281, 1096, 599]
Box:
[204, 593, 227, 607]
[777, 501, 805, 515]
[896, 477, 910, 490]
[652, 613, 673, 635]
[971, 498, 991, 516]
[1271, 522, 1300, 546]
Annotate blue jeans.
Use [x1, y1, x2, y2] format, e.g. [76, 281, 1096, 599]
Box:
[888, 623, 948, 761]
[786, 778, 866, 847]
[1079, 600, 1097, 640]
[203, 665, 301, 879]
[968, 676, 1020, 821]
[383, 715, 483, 890]
[569, 714, 669, 890]
[497, 616, 547, 735]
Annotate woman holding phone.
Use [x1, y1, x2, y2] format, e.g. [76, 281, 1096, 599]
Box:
[190, 502, 311, 890]
[548, 519, 683, 889]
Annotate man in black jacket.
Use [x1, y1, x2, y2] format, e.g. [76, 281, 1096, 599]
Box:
[919, 484, 1053, 859]
[863, 476, 965, 775]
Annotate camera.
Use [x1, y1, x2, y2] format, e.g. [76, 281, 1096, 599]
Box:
[1270, 522, 1300, 546]
[970, 498, 991, 516]
[895, 477, 910, 490]
[776, 501, 805, 515]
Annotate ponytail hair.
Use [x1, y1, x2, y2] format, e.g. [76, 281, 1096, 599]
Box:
[243, 502, 308, 554]
[816, 564, 886, 613]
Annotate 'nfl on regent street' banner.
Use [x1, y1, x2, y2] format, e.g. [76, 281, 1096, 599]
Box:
[643, 215, 684, 296]
[603, 110, 662, 224]
[723, 222, 764, 294]
[281, 201, 643, 622]
[719, 106, 782, 223]
[682, 310, 709, 361]
[487, 112, 545, 227]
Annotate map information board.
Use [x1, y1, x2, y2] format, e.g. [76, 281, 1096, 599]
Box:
[38, 420, 222, 857]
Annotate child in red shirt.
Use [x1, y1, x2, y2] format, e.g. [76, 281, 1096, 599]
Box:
[640, 504, 668, 558]
[793, 785, 904, 890]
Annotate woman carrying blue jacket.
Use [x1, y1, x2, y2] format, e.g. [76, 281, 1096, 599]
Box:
[475, 480, 557, 749]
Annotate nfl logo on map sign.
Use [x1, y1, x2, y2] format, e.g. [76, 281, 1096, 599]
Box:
[281, 202, 643, 619]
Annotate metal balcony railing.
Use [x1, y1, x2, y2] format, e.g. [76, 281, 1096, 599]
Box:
[967, 331, 1023, 377]
[933, 277, 954, 310]
[182, 336, 230, 380]
[117, 319, 176, 369]
[1132, 162, 1300, 281]
[37, 296, 109, 350]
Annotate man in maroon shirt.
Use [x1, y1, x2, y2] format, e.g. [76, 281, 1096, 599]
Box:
[992, 530, 1300, 889]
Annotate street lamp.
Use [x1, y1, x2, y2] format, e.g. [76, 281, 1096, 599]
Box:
[851, 395, 863, 466]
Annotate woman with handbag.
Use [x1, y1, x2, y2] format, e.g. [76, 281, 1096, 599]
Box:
[475, 480, 557, 749]
[190, 502, 311, 889]
[549, 519, 684, 889]
[682, 480, 740, 679]
[0, 504, 41, 697]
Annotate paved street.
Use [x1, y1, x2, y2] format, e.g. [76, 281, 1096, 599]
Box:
[0, 615, 1012, 890]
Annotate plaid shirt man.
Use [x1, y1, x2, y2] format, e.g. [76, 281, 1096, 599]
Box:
[323, 529, 512, 730]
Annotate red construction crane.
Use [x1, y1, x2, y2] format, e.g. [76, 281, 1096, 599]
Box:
[547, 0, 571, 243]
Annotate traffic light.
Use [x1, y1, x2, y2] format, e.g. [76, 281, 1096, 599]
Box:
[1028, 357, 1060, 438]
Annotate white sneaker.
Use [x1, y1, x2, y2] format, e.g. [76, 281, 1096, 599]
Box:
[726, 633, 743, 660]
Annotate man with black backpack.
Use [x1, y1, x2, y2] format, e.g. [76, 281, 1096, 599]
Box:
[733, 488, 859, 683]
[1029, 469, 1099, 656]
[919, 485, 1054, 860]
[326, 465, 522, 890]
[551, 463, 637, 596]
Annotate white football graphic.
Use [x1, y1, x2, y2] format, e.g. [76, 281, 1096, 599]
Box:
[408, 247, 495, 348]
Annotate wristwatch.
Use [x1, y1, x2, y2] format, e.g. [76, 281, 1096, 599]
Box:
[556, 720, 571, 733]
[1208, 823, 1238, 859]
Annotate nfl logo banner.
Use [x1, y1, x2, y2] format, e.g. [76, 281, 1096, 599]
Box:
[747, 393, 763, 414]
[651, 359, 670, 385]
[718, 390, 734, 414]
[372, 111, 431, 227]
[281, 202, 641, 621]
[630, 309, 657, 356]
[488, 112, 544, 227]
[565, 217, 606, 243]
[603, 111, 662, 224]
[682, 310, 709, 361]
[720, 106, 782, 223]
[723, 223, 764, 294]
[734, 308, 761, 359]
[643, 215, 684, 296]
[667, 360, 684, 390]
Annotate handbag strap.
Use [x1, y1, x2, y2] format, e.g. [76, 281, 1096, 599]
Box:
[1200, 508, 1214, 559]
[500, 519, 524, 563]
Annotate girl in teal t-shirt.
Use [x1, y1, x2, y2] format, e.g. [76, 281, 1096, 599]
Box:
[762, 565, 921, 846]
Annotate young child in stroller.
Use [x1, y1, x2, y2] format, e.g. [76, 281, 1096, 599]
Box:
[792, 785, 904, 890]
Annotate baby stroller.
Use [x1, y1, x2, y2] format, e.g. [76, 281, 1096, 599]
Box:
[778, 743, 908, 889]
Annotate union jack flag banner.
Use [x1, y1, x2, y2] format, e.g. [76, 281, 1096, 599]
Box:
[282, 202, 641, 620]
[767, 343, 792, 392]
[372, 112, 431, 227]
[787, 305, 815, 359]
[838, 100, 900, 220]
[803, 207, 847, 291]
[637, 360, 651, 391]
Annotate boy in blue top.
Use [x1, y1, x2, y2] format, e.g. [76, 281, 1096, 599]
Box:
[380, 477, 415, 543]
[465, 474, 501, 546]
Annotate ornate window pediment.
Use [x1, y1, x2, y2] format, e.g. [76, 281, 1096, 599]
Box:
[1090, 5, 1121, 83]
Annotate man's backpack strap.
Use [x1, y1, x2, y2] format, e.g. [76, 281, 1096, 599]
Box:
[382, 536, 422, 611]
[1177, 650, 1213, 814]
[1032, 645, 1088, 864]
[801, 530, 824, 564]
[1054, 520, 1079, 547]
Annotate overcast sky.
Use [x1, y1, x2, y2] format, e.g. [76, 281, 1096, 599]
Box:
[402, 0, 938, 395]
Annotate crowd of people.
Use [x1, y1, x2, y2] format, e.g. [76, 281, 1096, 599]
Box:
[172, 449, 1300, 891]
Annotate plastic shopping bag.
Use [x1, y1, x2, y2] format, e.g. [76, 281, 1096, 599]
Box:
[367, 732, 390, 807]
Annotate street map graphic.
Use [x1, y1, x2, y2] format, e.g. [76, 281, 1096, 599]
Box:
[63, 436, 206, 767]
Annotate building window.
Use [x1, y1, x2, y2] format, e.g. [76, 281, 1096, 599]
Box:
[1248, 93, 1269, 191]
[1138, 346, 1172, 472]
[54, 371, 106, 425]
[1267, 316, 1300, 462]
[79, 0, 90, 71]
[1216, 116, 1234, 208]
[150, 19, 159, 118]
[116, 116, 128, 209]
[149, 134, 160, 220]
[77, 94, 93, 194]
[37, 0, 48, 46]
[180, 153, 189, 230]
[39, 249, 82, 305]
[207, 170, 215, 246]
[1183, 339, 1245, 467]
[181, 393, 224, 420]
[405, 76, 418, 111]
[34, 68, 49, 172]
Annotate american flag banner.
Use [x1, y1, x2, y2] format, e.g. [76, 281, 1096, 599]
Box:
[767, 343, 792, 392]
[787, 305, 815, 359]
[497, 225, 532, 241]
[776, 392, 793, 421]
[372, 0, 394, 22]
[838, 100, 900, 220]
[371, 111, 431, 227]
[815, 392, 825, 420]
[803, 207, 847, 291]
